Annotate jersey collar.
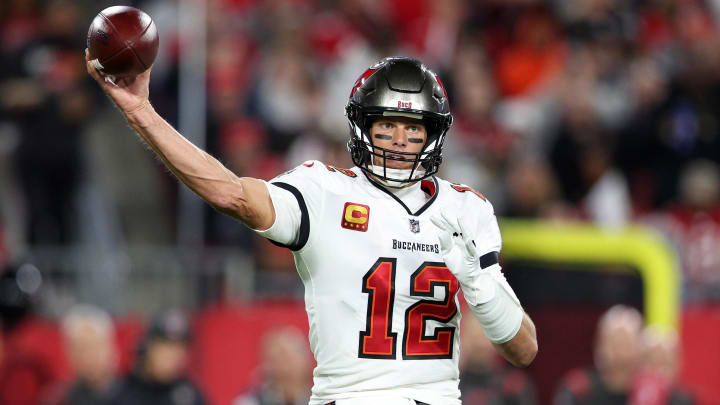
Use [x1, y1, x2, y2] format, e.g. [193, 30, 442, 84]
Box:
[362, 170, 440, 216]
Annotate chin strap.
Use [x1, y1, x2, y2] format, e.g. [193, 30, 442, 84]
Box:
[368, 164, 426, 188]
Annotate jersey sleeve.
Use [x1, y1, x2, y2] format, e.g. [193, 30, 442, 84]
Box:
[453, 185, 501, 257]
[472, 197, 502, 256]
[253, 181, 302, 247]
[254, 160, 328, 251]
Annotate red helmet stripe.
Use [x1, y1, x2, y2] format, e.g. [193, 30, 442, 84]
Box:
[435, 75, 449, 99]
[350, 68, 378, 98]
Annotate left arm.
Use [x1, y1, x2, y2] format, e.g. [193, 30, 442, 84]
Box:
[432, 211, 538, 368]
[493, 312, 538, 367]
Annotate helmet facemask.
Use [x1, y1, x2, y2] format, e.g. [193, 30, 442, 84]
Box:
[347, 108, 448, 188]
[345, 57, 452, 188]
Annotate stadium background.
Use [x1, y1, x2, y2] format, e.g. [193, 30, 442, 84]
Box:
[1, 0, 720, 404]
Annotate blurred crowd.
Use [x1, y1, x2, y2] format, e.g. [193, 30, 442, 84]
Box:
[553, 305, 693, 405]
[0, 303, 697, 405]
[0, 305, 206, 405]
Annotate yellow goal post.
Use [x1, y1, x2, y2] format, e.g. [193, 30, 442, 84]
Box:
[499, 219, 680, 330]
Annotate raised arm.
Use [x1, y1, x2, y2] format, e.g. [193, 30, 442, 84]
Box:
[84, 49, 274, 230]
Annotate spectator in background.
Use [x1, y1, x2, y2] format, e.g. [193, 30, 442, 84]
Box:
[549, 48, 631, 227]
[254, 39, 321, 153]
[494, 6, 566, 99]
[1, 0, 95, 245]
[0, 341, 52, 405]
[0, 263, 34, 331]
[553, 305, 645, 405]
[644, 159, 720, 301]
[441, 35, 513, 202]
[502, 156, 567, 219]
[629, 327, 694, 405]
[108, 310, 205, 405]
[44, 305, 118, 405]
[554, 306, 695, 405]
[233, 327, 312, 405]
[0, 0, 41, 55]
[459, 310, 537, 405]
[399, 0, 466, 71]
[0, 263, 54, 405]
[615, 55, 671, 214]
[620, 1, 720, 210]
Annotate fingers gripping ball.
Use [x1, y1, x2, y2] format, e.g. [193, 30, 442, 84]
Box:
[87, 6, 159, 77]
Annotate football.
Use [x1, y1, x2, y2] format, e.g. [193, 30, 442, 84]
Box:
[87, 6, 159, 77]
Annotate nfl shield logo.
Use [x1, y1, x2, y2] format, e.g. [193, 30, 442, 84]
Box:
[409, 219, 420, 233]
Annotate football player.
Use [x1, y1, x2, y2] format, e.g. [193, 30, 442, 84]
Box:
[85, 51, 537, 405]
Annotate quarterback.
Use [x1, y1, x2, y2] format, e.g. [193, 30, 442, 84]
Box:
[85, 51, 537, 405]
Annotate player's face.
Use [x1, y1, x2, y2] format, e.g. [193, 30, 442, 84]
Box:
[370, 117, 427, 170]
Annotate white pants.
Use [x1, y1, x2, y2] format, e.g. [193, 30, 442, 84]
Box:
[332, 398, 424, 405]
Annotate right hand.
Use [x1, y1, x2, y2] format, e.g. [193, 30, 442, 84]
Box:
[84, 48, 152, 114]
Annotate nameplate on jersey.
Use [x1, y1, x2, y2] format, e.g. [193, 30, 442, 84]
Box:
[341, 202, 370, 232]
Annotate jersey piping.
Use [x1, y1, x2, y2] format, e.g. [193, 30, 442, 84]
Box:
[361, 172, 440, 216]
[269, 182, 310, 251]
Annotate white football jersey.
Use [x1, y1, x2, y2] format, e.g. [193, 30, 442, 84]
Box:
[262, 161, 502, 405]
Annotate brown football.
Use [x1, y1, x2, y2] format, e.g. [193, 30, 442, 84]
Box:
[87, 6, 159, 77]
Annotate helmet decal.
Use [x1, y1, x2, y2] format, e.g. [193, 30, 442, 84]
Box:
[434, 75, 449, 100]
[349, 68, 378, 98]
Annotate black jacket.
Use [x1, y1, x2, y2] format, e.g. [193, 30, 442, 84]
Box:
[107, 373, 206, 405]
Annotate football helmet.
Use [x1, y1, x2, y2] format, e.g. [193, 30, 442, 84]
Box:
[346, 57, 453, 187]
